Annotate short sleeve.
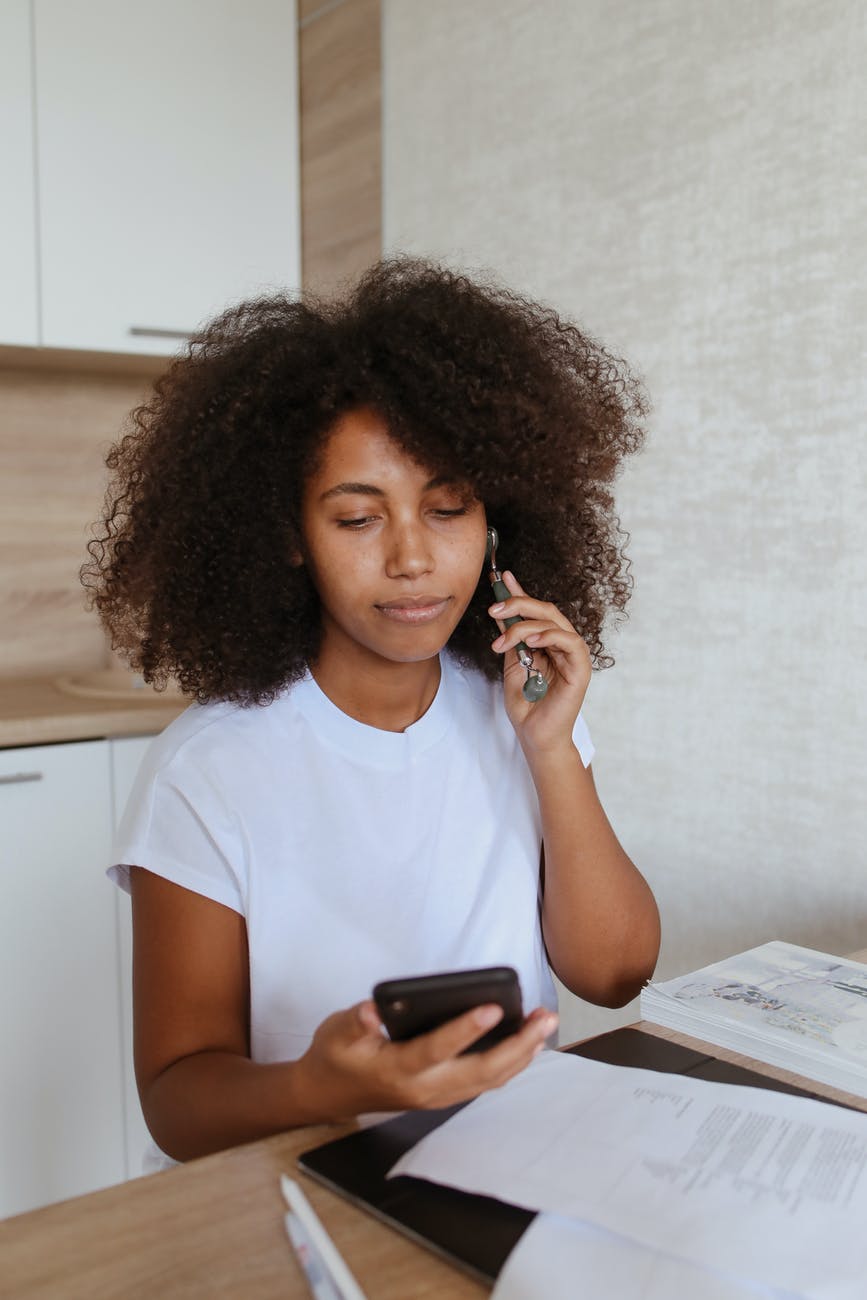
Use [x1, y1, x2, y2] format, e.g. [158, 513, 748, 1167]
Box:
[108, 761, 245, 916]
[572, 711, 595, 768]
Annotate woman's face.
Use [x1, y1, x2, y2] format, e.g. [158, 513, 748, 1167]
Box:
[299, 408, 488, 669]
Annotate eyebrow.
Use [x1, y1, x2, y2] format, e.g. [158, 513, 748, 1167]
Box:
[319, 475, 458, 502]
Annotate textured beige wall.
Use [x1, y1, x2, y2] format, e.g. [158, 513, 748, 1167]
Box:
[383, 0, 867, 1039]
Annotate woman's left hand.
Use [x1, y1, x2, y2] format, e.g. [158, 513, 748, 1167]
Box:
[489, 570, 591, 756]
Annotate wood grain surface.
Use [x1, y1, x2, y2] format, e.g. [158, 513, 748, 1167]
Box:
[0, 676, 185, 747]
[300, 0, 381, 295]
[2, 1121, 486, 1299]
[0, 366, 153, 680]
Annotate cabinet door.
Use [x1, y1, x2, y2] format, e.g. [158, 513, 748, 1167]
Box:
[0, 0, 39, 345]
[109, 734, 156, 1179]
[0, 741, 125, 1218]
[34, 0, 300, 354]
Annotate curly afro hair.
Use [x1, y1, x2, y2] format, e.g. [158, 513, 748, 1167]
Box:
[82, 256, 648, 704]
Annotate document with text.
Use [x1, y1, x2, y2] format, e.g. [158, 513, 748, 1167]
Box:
[390, 1051, 867, 1299]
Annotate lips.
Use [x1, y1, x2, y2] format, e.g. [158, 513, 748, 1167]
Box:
[378, 595, 449, 609]
[375, 596, 452, 624]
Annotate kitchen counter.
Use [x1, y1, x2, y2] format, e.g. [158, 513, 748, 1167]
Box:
[0, 675, 188, 748]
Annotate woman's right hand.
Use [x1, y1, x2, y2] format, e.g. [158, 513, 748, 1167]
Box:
[295, 999, 558, 1121]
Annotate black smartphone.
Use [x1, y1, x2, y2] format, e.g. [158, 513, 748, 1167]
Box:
[373, 965, 524, 1054]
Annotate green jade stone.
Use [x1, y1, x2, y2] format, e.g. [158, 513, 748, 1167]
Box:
[522, 672, 548, 702]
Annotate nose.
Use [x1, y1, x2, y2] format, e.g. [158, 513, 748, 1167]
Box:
[384, 519, 434, 579]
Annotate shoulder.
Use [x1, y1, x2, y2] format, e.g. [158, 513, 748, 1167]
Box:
[135, 698, 245, 779]
[442, 653, 513, 739]
[136, 679, 307, 784]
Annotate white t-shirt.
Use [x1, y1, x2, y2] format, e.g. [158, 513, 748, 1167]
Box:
[110, 653, 594, 1166]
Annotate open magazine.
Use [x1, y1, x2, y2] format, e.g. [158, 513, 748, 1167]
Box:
[640, 941, 867, 1097]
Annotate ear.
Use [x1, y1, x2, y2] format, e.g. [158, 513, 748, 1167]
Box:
[287, 528, 305, 567]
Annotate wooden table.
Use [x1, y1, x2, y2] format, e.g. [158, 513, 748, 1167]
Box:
[6, 953, 867, 1298]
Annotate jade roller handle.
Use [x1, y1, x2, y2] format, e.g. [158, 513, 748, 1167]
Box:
[486, 525, 548, 702]
[490, 578, 548, 702]
[491, 576, 525, 635]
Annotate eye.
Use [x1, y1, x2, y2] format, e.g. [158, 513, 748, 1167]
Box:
[336, 516, 378, 529]
[431, 507, 469, 518]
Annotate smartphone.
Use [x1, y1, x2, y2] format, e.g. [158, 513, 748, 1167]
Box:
[373, 965, 524, 1054]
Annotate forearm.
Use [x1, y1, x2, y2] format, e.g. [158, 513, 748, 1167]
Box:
[139, 999, 557, 1163]
[529, 744, 660, 1007]
[140, 1050, 336, 1162]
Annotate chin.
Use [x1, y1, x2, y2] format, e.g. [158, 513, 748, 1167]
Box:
[383, 644, 447, 666]
[372, 631, 453, 665]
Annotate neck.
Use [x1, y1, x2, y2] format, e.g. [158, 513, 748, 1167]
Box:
[310, 641, 442, 733]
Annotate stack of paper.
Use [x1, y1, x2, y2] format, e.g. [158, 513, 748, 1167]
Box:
[639, 941, 867, 1097]
[389, 1050, 867, 1299]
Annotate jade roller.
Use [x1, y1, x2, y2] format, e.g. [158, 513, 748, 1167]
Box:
[485, 526, 548, 703]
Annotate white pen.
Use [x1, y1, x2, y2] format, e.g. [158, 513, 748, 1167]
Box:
[280, 1175, 368, 1300]
[284, 1209, 343, 1300]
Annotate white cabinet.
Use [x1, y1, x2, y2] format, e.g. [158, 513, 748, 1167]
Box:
[0, 733, 158, 1218]
[109, 735, 155, 1179]
[0, 0, 39, 345]
[4, 0, 299, 355]
[0, 740, 125, 1218]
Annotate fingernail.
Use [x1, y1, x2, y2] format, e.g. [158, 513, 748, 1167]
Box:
[490, 602, 505, 614]
[537, 1013, 557, 1034]
[491, 635, 504, 649]
[359, 1003, 382, 1032]
[525, 633, 540, 644]
[475, 1005, 504, 1029]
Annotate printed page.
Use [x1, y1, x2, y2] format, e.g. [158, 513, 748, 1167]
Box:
[492, 1214, 796, 1300]
[390, 1051, 867, 1299]
[646, 942, 867, 1065]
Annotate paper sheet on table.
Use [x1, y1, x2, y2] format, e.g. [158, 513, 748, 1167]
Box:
[390, 1051, 867, 1300]
[492, 1214, 797, 1300]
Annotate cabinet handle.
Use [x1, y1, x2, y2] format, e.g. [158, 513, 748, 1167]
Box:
[128, 326, 193, 340]
[0, 771, 43, 785]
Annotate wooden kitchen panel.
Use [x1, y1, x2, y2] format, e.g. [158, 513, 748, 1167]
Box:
[0, 367, 152, 678]
[300, 0, 382, 295]
[0, 343, 167, 378]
